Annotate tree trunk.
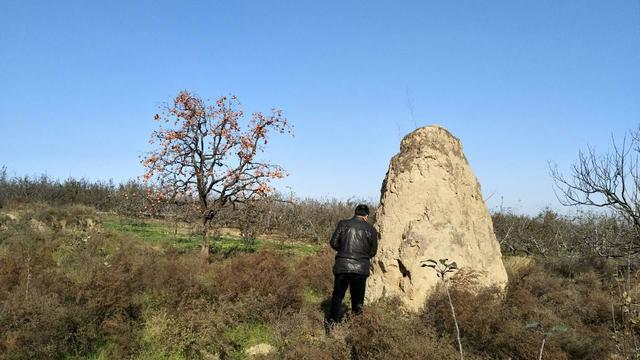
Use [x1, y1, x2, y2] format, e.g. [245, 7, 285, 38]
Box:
[201, 221, 210, 258]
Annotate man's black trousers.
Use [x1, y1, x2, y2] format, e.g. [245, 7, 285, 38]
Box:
[329, 273, 367, 323]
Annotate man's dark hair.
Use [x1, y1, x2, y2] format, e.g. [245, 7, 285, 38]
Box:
[355, 204, 370, 217]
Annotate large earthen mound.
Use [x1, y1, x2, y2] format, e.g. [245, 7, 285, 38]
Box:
[366, 125, 508, 310]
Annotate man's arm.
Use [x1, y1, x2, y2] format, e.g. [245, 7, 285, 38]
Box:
[329, 221, 343, 250]
[369, 227, 379, 258]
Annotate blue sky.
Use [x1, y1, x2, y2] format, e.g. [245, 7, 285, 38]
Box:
[0, 0, 638, 214]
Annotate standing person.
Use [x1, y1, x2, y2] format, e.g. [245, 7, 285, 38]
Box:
[327, 204, 378, 328]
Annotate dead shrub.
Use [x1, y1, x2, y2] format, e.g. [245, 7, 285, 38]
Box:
[297, 247, 335, 295]
[0, 288, 92, 360]
[423, 262, 614, 359]
[0, 203, 626, 359]
[345, 299, 462, 360]
[283, 335, 349, 359]
[214, 251, 304, 318]
[141, 253, 217, 309]
[0, 223, 100, 358]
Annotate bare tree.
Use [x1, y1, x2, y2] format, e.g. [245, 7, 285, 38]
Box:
[550, 127, 640, 254]
[142, 91, 292, 257]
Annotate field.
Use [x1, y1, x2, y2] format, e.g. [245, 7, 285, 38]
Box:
[2, 1, 638, 358]
[102, 215, 320, 256]
[1, 199, 638, 360]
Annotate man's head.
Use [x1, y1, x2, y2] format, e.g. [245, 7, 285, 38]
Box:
[355, 204, 370, 221]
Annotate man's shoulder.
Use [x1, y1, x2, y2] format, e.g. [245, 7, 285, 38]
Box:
[342, 217, 373, 229]
[362, 221, 375, 233]
[341, 217, 357, 226]
[335, 219, 349, 229]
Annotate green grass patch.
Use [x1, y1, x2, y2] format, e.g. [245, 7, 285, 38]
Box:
[261, 239, 319, 255]
[224, 322, 275, 359]
[102, 215, 320, 256]
[137, 310, 188, 360]
[303, 287, 325, 304]
[65, 351, 109, 360]
[102, 216, 200, 250]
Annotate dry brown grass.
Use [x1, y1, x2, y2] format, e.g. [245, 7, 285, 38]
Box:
[0, 204, 633, 359]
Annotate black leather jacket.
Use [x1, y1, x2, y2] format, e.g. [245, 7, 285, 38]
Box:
[330, 216, 378, 275]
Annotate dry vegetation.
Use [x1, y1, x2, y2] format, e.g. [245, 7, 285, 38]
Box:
[1, 174, 640, 359]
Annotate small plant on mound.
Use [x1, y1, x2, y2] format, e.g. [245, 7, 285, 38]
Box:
[422, 258, 463, 360]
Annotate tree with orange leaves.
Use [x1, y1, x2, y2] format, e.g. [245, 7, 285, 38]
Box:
[142, 90, 292, 257]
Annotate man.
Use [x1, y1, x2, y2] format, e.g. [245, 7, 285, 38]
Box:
[328, 204, 378, 326]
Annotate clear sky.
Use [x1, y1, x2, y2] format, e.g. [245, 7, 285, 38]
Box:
[1, 0, 638, 214]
